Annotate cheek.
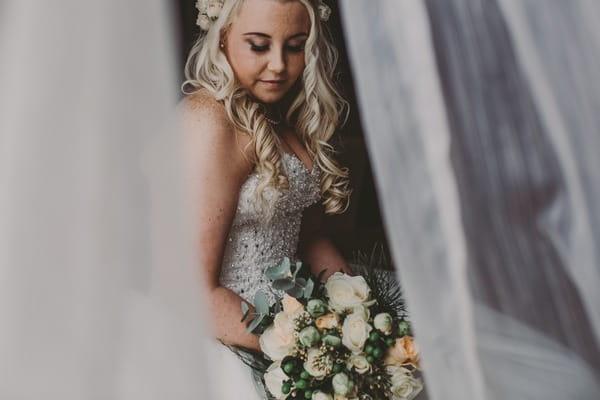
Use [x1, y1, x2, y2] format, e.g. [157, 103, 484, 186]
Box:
[288, 55, 306, 78]
[228, 48, 262, 81]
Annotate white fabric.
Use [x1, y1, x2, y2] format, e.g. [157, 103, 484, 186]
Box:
[0, 1, 215, 398]
[339, 0, 600, 399]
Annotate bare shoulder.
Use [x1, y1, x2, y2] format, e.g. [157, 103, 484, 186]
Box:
[178, 90, 232, 134]
[178, 90, 255, 173]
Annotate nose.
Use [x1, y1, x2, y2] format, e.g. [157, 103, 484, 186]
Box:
[267, 46, 285, 74]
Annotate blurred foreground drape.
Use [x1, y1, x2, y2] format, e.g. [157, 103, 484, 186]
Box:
[340, 1, 600, 399]
[0, 1, 216, 398]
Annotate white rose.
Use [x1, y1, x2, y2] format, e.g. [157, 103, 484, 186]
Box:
[346, 353, 371, 374]
[341, 311, 372, 353]
[318, 3, 332, 21]
[205, 2, 223, 18]
[264, 360, 288, 400]
[332, 372, 354, 396]
[312, 391, 333, 400]
[260, 311, 296, 361]
[304, 348, 333, 379]
[196, 14, 211, 30]
[325, 273, 371, 312]
[374, 313, 393, 335]
[195, 0, 207, 12]
[351, 304, 370, 321]
[386, 365, 424, 400]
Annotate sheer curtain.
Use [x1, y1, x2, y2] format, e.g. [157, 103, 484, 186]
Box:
[0, 1, 215, 398]
[339, 1, 600, 399]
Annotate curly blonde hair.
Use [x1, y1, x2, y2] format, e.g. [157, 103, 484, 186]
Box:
[182, 0, 351, 221]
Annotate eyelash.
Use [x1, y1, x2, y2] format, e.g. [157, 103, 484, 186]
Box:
[250, 44, 305, 53]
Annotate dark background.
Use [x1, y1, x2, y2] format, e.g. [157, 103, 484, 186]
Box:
[174, 0, 390, 261]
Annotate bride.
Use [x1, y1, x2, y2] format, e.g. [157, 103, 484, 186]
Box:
[179, 0, 354, 397]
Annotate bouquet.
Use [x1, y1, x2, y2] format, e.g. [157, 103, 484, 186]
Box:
[230, 254, 424, 400]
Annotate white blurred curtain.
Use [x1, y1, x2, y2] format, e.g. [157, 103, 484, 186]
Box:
[0, 1, 214, 399]
[340, 1, 600, 399]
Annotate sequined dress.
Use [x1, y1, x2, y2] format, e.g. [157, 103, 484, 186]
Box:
[219, 151, 321, 305]
[206, 151, 321, 399]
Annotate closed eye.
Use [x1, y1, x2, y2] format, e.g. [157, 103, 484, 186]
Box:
[249, 44, 305, 53]
[250, 44, 269, 52]
[286, 45, 304, 53]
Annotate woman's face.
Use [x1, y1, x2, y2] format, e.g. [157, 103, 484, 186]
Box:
[223, 0, 310, 104]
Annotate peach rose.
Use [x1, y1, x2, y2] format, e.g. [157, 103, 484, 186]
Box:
[384, 336, 420, 368]
[315, 312, 341, 331]
[282, 294, 304, 317]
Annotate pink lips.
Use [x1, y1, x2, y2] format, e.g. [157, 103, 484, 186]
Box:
[260, 79, 285, 89]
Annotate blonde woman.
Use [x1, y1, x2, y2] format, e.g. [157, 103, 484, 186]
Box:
[181, 0, 352, 396]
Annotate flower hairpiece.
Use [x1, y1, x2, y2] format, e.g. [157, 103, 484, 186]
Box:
[195, 0, 332, 31]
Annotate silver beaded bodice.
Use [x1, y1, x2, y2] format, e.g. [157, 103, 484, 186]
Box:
[219, 152, 321, 305]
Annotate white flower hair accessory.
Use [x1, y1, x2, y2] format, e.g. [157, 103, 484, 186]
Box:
[195, 0, 332, 31]
[318, 1, 332, 22]
[195, 0, 225, 31]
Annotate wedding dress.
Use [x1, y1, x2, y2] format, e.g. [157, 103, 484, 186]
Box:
[203, 151, 321, 399]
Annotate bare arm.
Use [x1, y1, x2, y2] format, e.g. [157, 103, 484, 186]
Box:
[297, 203, 353, 281]
[180, 93, 261, 352]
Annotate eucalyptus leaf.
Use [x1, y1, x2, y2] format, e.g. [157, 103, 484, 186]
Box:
[317, 268, 328, 283]
[272, 279, 295, 291]
[265, 257, 291, 280]
[254, 290, 269, 315]
[287, 285, 304, 298]
[274, 300, 282, 314]
[292, 260, 303, 279]
[240, 301, 250, 322]
[246, 314, 265, 334]
[304, 278, 314, 298]
[296, 277, 307, 287]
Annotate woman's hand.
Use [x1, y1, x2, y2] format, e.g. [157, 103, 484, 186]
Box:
[298, 203, 353, 281]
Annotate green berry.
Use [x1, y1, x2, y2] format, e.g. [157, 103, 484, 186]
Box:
[282, 383, 291, 394]
[372, 347, 383, 359]
[385, 337, 395, 347]
[365, 343, 374, 354]
[283, 362, 295, 374]
[295, 379, 308, 389]
[332, 363, 344, 373]
[304, 390, 313, 399]
[300, 371, 310, 380]
[366, 355, 375, 364]
[369, 331, 380, 341]
[398, 320, 411, 336]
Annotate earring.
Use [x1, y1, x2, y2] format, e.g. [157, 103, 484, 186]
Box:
[220, 42, 224, 49]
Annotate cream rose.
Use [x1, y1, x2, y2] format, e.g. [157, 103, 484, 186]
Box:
[315, 312, 340, 331]
[341, 311, 372, 353]
[205, 2, 222, 18]
[264, 360, 288, 400]
[312, 391, 333, 400]
[383, 336, 420, 368]
[282, 294, 304, 316]
[324, 273, 371, 312]
[260, 311, 296, 361]
[304, 348, 333, 379]
[374, 313, 393, 335]
[196, 14, 211, 30]
[346, 353, 371, 374]
[385, 365, 423, 400]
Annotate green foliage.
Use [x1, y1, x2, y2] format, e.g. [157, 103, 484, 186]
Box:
[352, 244, 408, 321]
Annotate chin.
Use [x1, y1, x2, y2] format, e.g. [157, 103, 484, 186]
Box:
[253, 90, 286, 104]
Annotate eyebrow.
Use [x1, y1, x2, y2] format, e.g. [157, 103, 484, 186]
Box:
[243, 32, 308, 39]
